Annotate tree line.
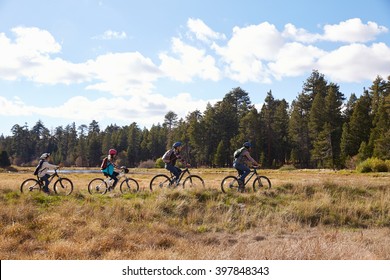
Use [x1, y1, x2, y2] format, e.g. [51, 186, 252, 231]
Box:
[0, 70, 389, 169]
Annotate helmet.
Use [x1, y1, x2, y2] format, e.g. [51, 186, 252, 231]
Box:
[40, 152, 51, 159]
[109, 149, 117, 156]
[172, 142, 182, 148]
[243, 142, 252, 148]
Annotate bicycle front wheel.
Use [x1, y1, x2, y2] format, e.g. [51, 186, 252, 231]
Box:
[252, 176, 272, 192]
[183, 175, 205, 189]
[120, 178, 140, 194]
[88, 178, 108, 195]
[221, 176, 241, 194]
[20, 178, 41, 193]
[150, 174, 171, 191]
[54, 178, 74, 195]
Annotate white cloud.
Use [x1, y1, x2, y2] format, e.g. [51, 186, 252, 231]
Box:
[282, 23, 321, 43]
[92, 30, 127, 40]
[318, 42, 390, 82]
[85, 52, 162, 96]
[268, 42, 326, 79]
[159, 37, 221, 82]
[0, 27, 91, 84]
[212, 22, 284, 83]
[187, 18, 226, 43]
[322, 18, 388, 43]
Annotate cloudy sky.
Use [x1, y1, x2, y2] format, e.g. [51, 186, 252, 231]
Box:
[0, 0, 389, 136]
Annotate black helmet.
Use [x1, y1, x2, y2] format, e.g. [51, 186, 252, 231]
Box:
[243, 142, 252, 148]
[172, 141, 182, 148]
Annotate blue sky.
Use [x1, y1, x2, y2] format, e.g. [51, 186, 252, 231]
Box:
[0, 0, 389, 136]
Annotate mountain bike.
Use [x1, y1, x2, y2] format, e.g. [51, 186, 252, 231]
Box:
[88, 166, 139, 195]
[20, 168, 74, 195]
[221, 167, 271, 194]
[149, 167, 205, 191]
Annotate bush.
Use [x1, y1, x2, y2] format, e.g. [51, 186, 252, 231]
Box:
[138, 159, 157, 169]
[356, 158, 388, 173]
[278, 164, 297, 171]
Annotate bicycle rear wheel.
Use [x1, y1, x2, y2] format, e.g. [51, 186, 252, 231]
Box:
[221, 176, 241, 194]
[252, 176, 272, 192]
[20, 178, 41, 193]
[54, 178, 74, 195]
[120, 178, 140, 194]
[149, 174, 171, 191]
[183, 175, 205, 189]
[88, 178, 108, 195]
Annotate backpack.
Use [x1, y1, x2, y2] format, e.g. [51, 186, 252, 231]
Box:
[33, 160, 44, 176]
[162, 149, 174, 163]
[233, 147, 245, 159]
[101, 157, 108, 170]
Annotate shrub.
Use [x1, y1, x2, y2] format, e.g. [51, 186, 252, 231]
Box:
[356, 158, 388, 173]
[138, 160, 156, 168]
[279, 164, 297, 171]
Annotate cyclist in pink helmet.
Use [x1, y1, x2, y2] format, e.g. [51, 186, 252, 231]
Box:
[101, 149, 119, 190]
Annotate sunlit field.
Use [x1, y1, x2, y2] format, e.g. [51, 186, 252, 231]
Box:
[1, 167, 390, 260]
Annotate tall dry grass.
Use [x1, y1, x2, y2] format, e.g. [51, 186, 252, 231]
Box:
[0, 168, 389, 259]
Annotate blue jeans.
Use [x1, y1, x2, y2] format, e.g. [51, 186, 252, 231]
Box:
[165, 164, 182, 182]
[233, 162, 250, 183]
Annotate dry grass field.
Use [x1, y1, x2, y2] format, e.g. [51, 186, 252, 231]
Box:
[1, 167, 390, 260]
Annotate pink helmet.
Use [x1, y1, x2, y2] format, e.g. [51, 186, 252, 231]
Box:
[109, 149, 117, 156]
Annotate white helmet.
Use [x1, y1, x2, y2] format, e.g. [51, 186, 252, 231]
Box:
[40, 153, 51, 160]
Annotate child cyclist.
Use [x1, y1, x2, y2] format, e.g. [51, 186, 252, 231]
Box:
[101, 149, 119, 190]
[162, 141, 190, 184]
[35, 153, 59, 194]
[233, 142, 259, 190]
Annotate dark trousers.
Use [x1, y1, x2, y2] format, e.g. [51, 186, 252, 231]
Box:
[40, 174, 51, 192]
[109, 171, 119, 188]
[233, 162, 250, 183]
[165, 164, 182, 182]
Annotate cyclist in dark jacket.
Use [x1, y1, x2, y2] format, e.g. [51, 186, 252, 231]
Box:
[162, 142, 190, 183]
[233, 142, 259, 189]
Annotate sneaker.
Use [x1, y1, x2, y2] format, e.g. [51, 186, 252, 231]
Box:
[238, 180, 245, 192]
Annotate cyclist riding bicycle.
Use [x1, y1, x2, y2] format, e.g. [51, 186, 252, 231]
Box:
[233, 142, 259, 190]
[35, 152, 59, 194]
[101, 148, 120, 190]
[162, 141, 190, 184]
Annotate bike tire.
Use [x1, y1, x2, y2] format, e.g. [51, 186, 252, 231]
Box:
[54, 178, 74, 195]
[221, 176, 241, 194]
[88, 178, 108, 195]
[183, 175, 205, 189]
[149, 174, 172, 191]
[20, 178, 41, 193]
[120, 178, 140, 194]
[252, 176, 272, 192]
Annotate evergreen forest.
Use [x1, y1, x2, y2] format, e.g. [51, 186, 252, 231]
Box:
[1, 70, 389, 170]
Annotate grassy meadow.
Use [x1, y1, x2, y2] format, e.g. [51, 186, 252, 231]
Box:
[1, 167, 390, 260]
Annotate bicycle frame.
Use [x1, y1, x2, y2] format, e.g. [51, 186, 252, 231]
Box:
[240, 168, 258, 186]
[37, 169, 59, 186]
[170, 167, 190, 183]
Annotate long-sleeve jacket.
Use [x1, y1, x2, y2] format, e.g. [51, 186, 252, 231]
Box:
[37, 161, 58, 178]
[235, 148, 258, 166]
[162, 149, 187, 166]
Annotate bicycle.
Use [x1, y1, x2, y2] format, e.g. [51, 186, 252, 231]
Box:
[221, 167, 271, 194]
[20, 168, 74, 195]
[88, 166, 139, 195]
[149, 167, 205, 191]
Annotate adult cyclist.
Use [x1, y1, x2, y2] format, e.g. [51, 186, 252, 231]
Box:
[233, 142, 259, 190]
[162, 141, 190, 184]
